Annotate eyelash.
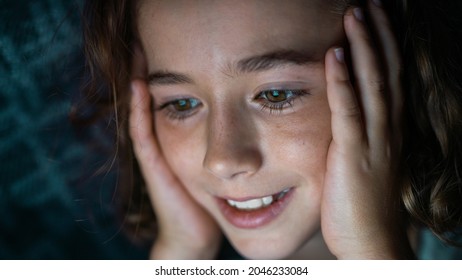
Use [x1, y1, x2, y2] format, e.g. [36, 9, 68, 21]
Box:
[256, 89, 309, 114]
[156, 89, 309, 121]
[156, 98, 202, 121]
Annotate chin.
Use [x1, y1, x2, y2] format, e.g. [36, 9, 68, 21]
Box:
[227, 233, 308, 260]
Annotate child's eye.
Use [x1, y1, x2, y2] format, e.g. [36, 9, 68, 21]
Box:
[157, 98, 202, 120]
[171, 98, 199, 111]
[256, 89, 309, 113]
[263, 90, 291, 102]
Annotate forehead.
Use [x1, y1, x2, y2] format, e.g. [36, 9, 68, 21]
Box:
[137, 0, 344, 71]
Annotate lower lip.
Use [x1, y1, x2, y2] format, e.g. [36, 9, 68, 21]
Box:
[217, 188, 295, 229]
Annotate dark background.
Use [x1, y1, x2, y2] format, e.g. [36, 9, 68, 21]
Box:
[0, 0, 460, 259]
[0, 0, 148, 259]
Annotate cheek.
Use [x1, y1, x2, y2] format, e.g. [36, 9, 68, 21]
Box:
[155, 118, 206, 185]
[259, 92, 332, 182]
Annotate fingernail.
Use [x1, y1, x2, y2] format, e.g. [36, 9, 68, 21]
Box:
[131, 81, 137, 93]
[372, 0, 382, 7]
[353, 7, 365, 21]
[334, 48, 345, 63]
[131, 81, 141, 98]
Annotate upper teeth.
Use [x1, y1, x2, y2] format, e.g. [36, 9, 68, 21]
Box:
[226, 189, 289, 210]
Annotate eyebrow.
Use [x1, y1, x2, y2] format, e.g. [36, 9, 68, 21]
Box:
[148, 71, 193, 85]
[236, 49, 319, 73]
[147, 49, 320, 86]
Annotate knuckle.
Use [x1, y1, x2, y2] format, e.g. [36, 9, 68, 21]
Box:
[338, 103, 362, 119]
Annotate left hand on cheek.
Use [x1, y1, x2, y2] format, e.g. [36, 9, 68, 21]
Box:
[321, 0, 413, 259]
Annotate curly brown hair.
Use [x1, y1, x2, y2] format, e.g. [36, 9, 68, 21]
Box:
[75, 0, 462, 246]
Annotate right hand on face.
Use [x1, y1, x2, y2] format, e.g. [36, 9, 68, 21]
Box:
[129, 64, 221, 259]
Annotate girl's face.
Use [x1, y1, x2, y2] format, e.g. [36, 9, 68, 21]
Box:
[137, 0, 344, 259]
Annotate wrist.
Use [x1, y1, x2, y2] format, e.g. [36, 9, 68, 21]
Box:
[333, 228, 415, 259]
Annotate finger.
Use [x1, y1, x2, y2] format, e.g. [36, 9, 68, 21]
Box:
[128, 44, 166, 182]
[129, 80, 179, 203]
[129, 44, 175, 188]
[325, 47, 365, 150]
[129, 80, 156, 161]
[367, 0, 404, 141]
[344, 7, 388, 147]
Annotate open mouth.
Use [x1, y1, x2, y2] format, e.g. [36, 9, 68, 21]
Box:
[217, 187, 295, 229]
[226, 188, 291, 211]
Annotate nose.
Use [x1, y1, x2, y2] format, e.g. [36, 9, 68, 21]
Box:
[203, 106, 262, 180]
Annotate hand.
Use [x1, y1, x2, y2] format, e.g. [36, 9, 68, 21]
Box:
[321, 1, 413, 259]
[129, 47, 222, 259]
